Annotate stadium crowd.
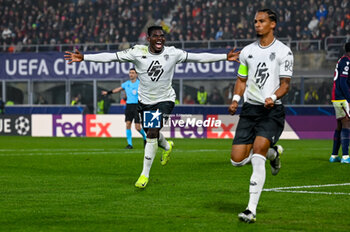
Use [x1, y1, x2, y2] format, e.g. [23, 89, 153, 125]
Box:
[0, 0, 346, 106]
[1, 0, 349, 52]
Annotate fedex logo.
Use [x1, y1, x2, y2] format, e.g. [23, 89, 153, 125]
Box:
[206, 115, 235, 138]
[53, 115, 111, 137]
[168, 114, 238, 139]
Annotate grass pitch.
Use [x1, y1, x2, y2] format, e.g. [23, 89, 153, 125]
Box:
[0, 137, 350, 231]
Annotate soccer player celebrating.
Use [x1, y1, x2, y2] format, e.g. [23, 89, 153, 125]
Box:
[65, 26, 240, 189]
[228, 9, 294, 223]
[102, 68, 147, 149]
[329, 42, 350, 163]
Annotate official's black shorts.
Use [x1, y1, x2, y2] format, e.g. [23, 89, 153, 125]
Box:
[125, 103, 140, 123]
[138, 101, 175, 129]
[233, 102, 285, 146]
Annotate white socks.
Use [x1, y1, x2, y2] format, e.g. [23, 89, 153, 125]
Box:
[141, 138, 158, 178]
[266, 147, 277, 161]
[158, 132, 170, 150]
[247, 154, 266, 215]
[231, 149, 253, 167]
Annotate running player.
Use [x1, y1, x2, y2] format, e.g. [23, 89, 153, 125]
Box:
[228, 9, 294, 223]
[65, 25, 240, 189]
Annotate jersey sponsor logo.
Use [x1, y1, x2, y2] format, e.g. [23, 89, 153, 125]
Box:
[284, 60, 293, 72]
[344, 64, 349, 75]
[147, 60, 164, 81]
[254, 62, 269, 89]
[248, 54, 253, 59]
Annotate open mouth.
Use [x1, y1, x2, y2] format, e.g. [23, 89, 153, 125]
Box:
[155, 42, 163, 49]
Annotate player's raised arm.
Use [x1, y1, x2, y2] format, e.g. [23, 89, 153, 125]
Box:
[186, 48, 240, 63]
[64, 49, 84, 64]
[226, 48, 240, 62]
[65, 49, 119, 64]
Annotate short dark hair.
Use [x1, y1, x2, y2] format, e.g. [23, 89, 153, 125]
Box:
[258, 9, 277, 24]
[147, 26, 163, 37]
[345, 42, 350, 53]
[130, 68, 136, 73]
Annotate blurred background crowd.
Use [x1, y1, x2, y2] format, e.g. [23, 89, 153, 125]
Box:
[1, 0, 349, 51]
[0, 0, 349, 107]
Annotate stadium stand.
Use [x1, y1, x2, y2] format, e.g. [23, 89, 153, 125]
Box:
[0, 0, 349, 107]
[0, 0, 349, 53]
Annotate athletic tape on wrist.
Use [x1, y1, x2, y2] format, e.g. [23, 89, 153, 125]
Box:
[232, 94, 241, 102]
[270, 94, 277, 102]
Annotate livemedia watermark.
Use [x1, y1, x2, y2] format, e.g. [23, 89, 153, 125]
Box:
[143, 110, 222, 129]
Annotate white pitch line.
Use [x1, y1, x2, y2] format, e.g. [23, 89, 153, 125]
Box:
[263, 189, 350, 195]
[264, 183, 350, 190]
[263, 183, 350, 195]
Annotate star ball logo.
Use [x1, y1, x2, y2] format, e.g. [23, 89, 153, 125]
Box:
[143, 109, 162, 128]
[15, 116, 30, 135]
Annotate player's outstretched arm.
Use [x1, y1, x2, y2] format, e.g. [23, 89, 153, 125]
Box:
[65, 49, 119, 64]
[186, 48, 240, 63]
[64, 49, 84, 64]
[226, 48, 240, 63]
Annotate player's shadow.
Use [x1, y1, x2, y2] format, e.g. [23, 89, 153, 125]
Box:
[205, 201, 246, 214]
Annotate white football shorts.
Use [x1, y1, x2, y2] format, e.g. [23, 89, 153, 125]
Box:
[332, 100, 350, 119]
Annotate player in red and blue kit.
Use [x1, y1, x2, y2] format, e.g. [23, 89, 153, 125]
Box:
[330, 42, 350, 163]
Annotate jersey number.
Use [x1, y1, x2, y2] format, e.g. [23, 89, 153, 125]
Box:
[147, 61, 164, 82]
[334, 62, 339, 81]
[254, 62, 269, 89]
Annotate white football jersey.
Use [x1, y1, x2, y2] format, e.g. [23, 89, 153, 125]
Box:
[238, 39, 294, 105]
[116, 45, 187, 105]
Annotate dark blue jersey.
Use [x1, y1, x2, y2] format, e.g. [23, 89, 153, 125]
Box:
[332, 55, 350, 101]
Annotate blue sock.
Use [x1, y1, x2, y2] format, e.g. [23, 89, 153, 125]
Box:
[126, 129, 132, 146]
[332, 130, 341, 155]
[139, 128, 147, 140]
[341, 128, 349, 156]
